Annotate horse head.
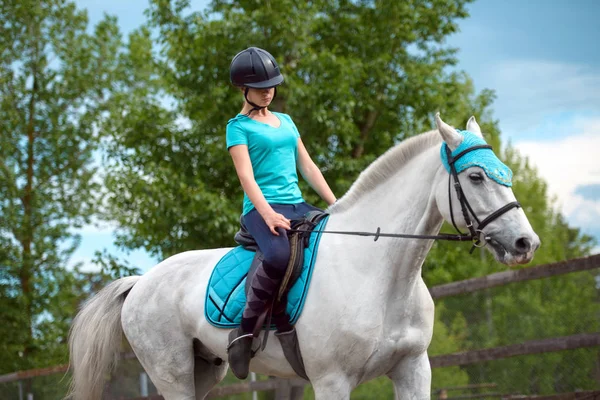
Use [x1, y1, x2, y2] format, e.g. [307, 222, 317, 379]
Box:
[434, 113, 540, 265]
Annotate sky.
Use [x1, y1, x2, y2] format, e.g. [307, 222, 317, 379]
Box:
[71, 0, 600, 273]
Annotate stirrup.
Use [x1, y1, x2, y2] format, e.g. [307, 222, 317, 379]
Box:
[227, 332, 254, 351]
[227, 328, 254, 380]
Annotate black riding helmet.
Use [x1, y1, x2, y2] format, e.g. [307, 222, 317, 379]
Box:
[230, 47, 283, 114]
[230, 47, 284, 88]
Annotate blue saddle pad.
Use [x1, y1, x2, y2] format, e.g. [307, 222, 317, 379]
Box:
[205, 217, 329, 329]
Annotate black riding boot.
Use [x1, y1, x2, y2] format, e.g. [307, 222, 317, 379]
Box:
[227, 261, 283, 379]
[275, 327, 309, 380]
[227, 328, 254, 379]
[270, 294, 308, 380]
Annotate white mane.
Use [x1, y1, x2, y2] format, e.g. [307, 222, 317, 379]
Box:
[329, 130, 441, 213]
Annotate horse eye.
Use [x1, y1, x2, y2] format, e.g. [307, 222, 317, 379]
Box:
[469, 172, 484, 183]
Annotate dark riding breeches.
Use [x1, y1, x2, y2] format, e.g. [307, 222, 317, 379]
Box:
[240, 202, 321, 332]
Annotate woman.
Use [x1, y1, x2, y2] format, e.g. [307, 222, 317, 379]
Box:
[226, 47, 336, 379]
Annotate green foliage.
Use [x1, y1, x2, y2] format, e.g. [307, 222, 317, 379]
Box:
[102, 0, 481, 258]
[0, 0, 123, 372]
[92, 249, 142, 280]
[429, 305, 470, 388]
[0, 0, 597, 398]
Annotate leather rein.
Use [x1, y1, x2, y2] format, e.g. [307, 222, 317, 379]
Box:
[291, 144, 521, 253]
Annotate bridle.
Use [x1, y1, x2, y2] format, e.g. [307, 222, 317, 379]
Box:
[444, 144, 521, 252]
[290, 142, 521, 253]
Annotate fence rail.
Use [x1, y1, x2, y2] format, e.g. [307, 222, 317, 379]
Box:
[504, 391, 600, 400]
[430, 333, 600, 368]
[0, 364, 68, 384]
[429, 254, 600, 299]
[207, 378, 306, 399]
[1, 254, 598, 398]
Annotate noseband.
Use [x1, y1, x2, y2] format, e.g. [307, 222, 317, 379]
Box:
[444, 144, 521, 252]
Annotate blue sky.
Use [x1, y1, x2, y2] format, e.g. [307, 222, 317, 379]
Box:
[71, 0, 600, 273]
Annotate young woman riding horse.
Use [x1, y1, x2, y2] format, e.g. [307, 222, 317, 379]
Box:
[68, 53, 540, 400]
[226, 47, 336, 378]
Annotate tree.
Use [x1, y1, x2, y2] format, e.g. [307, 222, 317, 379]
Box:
[0, 0, 123, 372]
[102, 0, 478, 259]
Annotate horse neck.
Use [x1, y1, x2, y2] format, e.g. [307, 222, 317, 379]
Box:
[328, 144, 445, 295]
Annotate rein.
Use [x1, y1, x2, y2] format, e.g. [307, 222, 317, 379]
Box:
[289, 227, 480, 244]
[290, 142, 521, 254]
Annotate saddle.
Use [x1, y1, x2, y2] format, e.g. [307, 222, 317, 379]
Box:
[232, 209, 328, 379]
[235, 210, 328, 302]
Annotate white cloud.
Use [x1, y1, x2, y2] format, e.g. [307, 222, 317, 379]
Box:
[513, 117, 600, 247]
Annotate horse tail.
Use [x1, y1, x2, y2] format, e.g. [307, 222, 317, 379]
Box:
[67, 276, 140, 400]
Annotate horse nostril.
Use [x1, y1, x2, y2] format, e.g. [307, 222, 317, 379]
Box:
[515, 237, 532, 253]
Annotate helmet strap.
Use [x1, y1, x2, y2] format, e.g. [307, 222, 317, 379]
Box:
[244, 87, 266, 116]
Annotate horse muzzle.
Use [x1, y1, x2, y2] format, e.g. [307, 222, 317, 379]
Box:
[485, 231, 540, 266]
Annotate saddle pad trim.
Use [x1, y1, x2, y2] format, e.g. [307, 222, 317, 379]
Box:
[205, 217, 329, 329]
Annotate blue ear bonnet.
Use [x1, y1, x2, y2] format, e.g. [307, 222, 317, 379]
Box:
[440, 130, 513, 187]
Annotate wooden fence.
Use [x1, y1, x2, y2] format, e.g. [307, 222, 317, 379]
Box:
[430, 333, 600, 368]
[1, 254, 598, 398]
[429, 254, 600, 299]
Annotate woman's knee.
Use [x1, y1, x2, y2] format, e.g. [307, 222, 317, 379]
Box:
[263, 246, 290, 277]
[264, 246, 290, 268]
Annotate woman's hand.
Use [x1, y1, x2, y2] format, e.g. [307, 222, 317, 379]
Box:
[263, 211, 291, 235]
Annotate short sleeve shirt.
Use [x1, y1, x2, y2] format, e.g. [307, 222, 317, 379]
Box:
[226, 112, 304, 215]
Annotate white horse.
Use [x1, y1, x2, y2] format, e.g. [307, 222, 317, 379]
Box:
[68, 114, 540, 400]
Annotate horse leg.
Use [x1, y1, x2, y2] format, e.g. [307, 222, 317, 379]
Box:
[311, 374, 353, 400]
[387, 353, 431, 400]
[123, 322, 196, 399]
[192, 340, 228, 399]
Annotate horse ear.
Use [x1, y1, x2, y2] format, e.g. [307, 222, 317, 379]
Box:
[436, 112, 462, 150]
[466, 116, 483, 138]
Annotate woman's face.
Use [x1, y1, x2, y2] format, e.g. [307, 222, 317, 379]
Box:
[244, 87, 274, 107]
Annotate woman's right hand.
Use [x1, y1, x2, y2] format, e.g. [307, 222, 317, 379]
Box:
[263, 211, 291, 235]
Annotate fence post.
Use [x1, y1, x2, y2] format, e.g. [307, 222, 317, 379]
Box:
[290, 383, 305, 400]
[140, 372, 149, 396]
[250, 372, 258, 400]
[274, 378, 292, 400]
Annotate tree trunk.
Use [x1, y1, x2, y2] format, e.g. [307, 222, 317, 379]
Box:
[20, 48, 39, 363]
[352, 109, 378, 158]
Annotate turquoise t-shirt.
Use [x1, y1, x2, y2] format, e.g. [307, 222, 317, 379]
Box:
[226, 112, 304, 215]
